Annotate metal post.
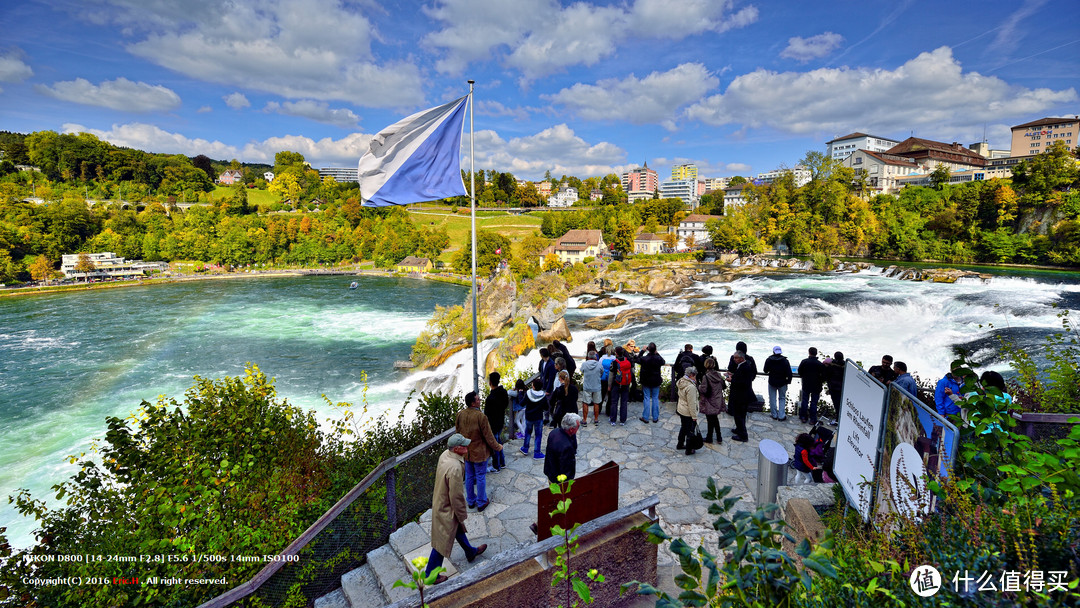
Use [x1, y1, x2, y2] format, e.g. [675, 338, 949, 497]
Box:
[468, 79, 478, 394]
[386, 467, 398, 534]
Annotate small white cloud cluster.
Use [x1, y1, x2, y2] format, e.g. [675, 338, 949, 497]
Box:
[780, 32, 844, 62]
[264, 100, 360, 128]
[37, 77, 181, 112]
[0, 51, 33, 93]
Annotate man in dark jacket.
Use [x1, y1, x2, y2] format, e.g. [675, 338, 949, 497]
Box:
[544, 413, 581, 483]
[868, 354, 897, 384]
[762, 346, 792, 421]
[797, 347, 825, 424]
[727, 341, 757, 379]
[637, 342, 666, 423]
[484, 372, 509, 472]
[728, 351, 754, 442]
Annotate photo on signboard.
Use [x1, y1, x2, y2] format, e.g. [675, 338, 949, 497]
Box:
[873, 384, 959, 527]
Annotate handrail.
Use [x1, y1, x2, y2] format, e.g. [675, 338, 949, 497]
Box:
[197, 427, 456, 608]
[384, 495, 661, 608]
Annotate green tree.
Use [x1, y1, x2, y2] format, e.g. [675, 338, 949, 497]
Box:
[73, 252, 95, 281]
[1012, 140, 1079, 196]
[929, 164, 952, 189]
[452, 230, 512, 274]
[29, 255, 53, 284]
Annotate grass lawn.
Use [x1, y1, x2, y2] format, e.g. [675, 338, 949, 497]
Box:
[407, 206, 543, 263]
[208, 185, 279, 207]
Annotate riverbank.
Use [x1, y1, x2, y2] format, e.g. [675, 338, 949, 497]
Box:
[0, 267, 473, 299]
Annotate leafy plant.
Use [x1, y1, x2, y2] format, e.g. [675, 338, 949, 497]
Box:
[549, 475, 605, 607]
[624, 479, 836, 607]
[392, 556, 446, 608]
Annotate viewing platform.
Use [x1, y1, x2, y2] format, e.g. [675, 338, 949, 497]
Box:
[316, 399, 836, 608]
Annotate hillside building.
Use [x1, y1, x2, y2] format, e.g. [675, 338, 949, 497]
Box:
[61, 252, 167, 280]
[671, 163, 698, 181]
[1010, 116, 1078, 157]
[659, 178, 697, 207]
[540, 229, 607, 265]
[217, 169, 243, 185]
[841, 150, 921, 193]
[677, 214, 720, 247]
[826, 132, 900, 161]
[633, 232, 666, 255]
[884, 138, 987, 172]
[756, 166, 811, 188]
[318, 167, 359, 183]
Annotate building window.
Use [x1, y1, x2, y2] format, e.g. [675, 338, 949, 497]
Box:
[854, 157, 862, 164]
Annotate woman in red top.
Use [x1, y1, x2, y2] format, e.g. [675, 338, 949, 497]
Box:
[608, 347, 633, 425]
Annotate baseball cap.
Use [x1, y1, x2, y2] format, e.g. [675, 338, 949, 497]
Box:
[448, 433, 472, 448]
[773, 346, 782, 354]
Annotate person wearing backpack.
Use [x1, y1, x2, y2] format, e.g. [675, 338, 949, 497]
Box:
[762, 346, 793, 421]
[698, 356, 726, 444]
[608, 347, 632, 426]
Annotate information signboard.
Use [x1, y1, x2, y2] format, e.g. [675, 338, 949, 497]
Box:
[833, 359, 888, 521]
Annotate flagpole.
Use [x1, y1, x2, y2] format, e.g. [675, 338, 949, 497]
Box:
[469, 79, 478, 395]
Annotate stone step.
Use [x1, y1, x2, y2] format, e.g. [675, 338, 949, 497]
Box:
[388, 521, 429, 557]
[366, 544, 414, 604]
[313, 588, 348, 608]
[340, 564, 384, 608]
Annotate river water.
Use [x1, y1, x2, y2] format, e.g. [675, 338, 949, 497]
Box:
[2, 268, 1077, 548]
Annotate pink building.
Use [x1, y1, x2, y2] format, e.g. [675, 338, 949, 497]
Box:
[621, 162, 658, 202]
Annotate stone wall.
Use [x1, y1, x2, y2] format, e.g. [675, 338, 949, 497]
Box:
[429, 513, 656, 608]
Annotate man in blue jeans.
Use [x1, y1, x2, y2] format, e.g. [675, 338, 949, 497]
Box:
[637, 342, 665, 423]
[455, 391, 502, 511]
[521, 378, 548, 459]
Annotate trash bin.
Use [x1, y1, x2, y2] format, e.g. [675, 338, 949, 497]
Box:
[756, 438, 789, 508]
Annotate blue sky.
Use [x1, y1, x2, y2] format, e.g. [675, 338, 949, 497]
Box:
[1, 0, 1078, 181]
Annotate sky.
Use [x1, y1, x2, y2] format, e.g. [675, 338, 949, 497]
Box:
[1, 0, 1078, 181]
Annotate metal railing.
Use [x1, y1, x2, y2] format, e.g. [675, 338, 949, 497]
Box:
[198, 428, 455, 608]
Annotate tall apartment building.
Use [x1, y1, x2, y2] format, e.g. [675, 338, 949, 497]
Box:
[826, 132, 900, 161]
[671, 163, 698, 181]
[621, 162, 659, 203]
[1010, 117, 1079, 157]
[659, 178, 697, 207]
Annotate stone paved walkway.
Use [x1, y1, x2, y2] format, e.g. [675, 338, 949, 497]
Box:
[413, 398, 821, 602]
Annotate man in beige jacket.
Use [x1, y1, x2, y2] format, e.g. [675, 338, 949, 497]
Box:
[424, 433, 488, 583]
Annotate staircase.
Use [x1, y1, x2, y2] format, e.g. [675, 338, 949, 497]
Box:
[314, 518, 496, 608]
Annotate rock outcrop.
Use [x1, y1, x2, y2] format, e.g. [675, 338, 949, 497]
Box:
[578, 296, 627, 309]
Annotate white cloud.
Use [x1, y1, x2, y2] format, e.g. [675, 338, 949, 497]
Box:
[264, 100, 360, 128]
[36, 77, 181, 112]
[60, 122, 372, 167]
[991, 0, 1047, 56]
[546, 63, 718, 128]
[780, 32, 843, 62]
[425, 0, 757, 78]
[224, 92, 250, 109]
[686, 47, 1078, 136]
[0, 52, 33, 84]
[466, 124, 625, 179]
[725, 162, 751, 173]
[90, 0, 423, 107]
[476, 100, 530, 120]
[196, 105, 212, 113]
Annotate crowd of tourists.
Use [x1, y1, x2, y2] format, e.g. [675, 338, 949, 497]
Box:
[423, 339, 1009, 581]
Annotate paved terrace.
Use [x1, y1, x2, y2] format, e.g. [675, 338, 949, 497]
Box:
[318, 398, 831, 607]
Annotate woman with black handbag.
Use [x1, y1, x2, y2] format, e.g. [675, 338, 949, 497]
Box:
[676, 366, 701, 455]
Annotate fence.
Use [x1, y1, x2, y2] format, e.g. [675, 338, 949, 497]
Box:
[197, 428, 455, 608]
